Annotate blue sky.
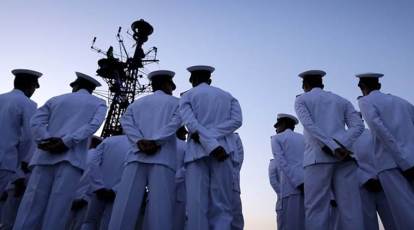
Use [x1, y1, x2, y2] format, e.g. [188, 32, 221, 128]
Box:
[1, 0, 414, 228]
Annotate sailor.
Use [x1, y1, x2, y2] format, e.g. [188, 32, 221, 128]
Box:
[352, 117, 396, 230]
[0, 69, 41, 197]
[179, 65, 242, 230]
[270, 113, 305, 230]
[66, 136, 103, 230]
[294, 70, 364, 230]
[174, 126, 187, 230]
[13, 72, 107, 230]
[81, 134, 130, 230]
[231, 133, 244, 230]
[356, 72, 414, 229]
[108, 70, 181, 230]
[268, 159, 283, 230]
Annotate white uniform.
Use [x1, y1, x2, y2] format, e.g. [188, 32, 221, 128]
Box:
[295, 87, 364, 230]
[174, 139, 186, 230]
[359, 90, 414, 229]
[179, 83, 242, 230]
[231, 133, 244, 230]
[13, 89, 107, 230]
[0, 89, 37, 194]
[66, 148, 98, 230]
[271, 129, 305, 230]
[108, 90, 181, 230]
[80, 135, 129, 230]
[268, 159, 283, 229]
[352, 129, 396, 230]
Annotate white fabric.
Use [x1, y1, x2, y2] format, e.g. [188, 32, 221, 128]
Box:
[120, 90, 181, 171]
[0, 89, 37, 173]
[29, 89, 107, 170]
[304, 161, 364, 230]
[276, 113, 298, 124]
[81, 195, 114, 230]
[179, 83, 242, 163]
[378, 169, 414, 229]
[0, 189, 22, 230]
[358, 90, 414, 171]
[13, 162, 82, 230]
[80, 135, 130, 230]
[185, 157, 234, 230]
[230, 133, 244, 230]
[75, 72, 101, 87]
[271, 129, 304, 198]
[352, 129, 378, 185]
[359, 187, 396, 230]
[174, 140, 186, 230]
[294, 87, 364, 166]
[277, 194, 305, 230]
[147, 70, 175, 80]
[87, 135, 130, 192]
[108, 162, 175, 230]
[268, 159, 283, 212]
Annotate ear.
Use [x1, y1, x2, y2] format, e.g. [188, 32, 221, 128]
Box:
[207, 79, 212, 85]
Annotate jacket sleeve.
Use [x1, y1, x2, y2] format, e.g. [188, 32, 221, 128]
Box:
[62, 103, 107, 148]
[340, 101, 364, 148]
[179, 94, 220, 153]
[30, 99, 54, 142]
[152, 105, 183, 143]
[18, 101, 37, 163]
[271, 136, 303, 188]
[294, 97, 339, 150]
[120, 104, 144, 152]
[359, 99, 410, 170]
[207, 97, 243, 138]
[86, 145, 106, 192]
[268, 159, 281, 194]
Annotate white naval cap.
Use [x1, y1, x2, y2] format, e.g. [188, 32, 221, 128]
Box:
[75, 72, 102, 87]
[298, 70, 326, 78]
[355, 72, 384, 79]
[147, 70, 175, 81]
[11, 69, 43, 78]
[277, 113, 299, 125]
[187, 65, 215, 73]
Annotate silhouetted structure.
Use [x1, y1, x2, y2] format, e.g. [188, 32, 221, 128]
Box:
[91, 19, 158, 137]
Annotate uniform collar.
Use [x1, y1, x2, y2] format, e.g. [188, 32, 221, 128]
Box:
[280, 129, 293, 135]
[76, 89, 90, 94]
[368, 90, 381, 96]
[310, 87, 323, 93]
[154, 90, 168, 95]
[11, 89, 25, 96]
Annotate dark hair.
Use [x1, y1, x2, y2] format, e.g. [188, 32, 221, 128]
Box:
[303, 77, 324, 89]
[14, 75, 38, 89]
[359, 78, 381, 91]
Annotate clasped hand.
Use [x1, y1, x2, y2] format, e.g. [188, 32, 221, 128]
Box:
[137, 140, 160, 155]
[38, 137, 69, 154]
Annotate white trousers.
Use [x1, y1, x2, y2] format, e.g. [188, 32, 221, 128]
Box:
[378, 168, 414, 229]
[231, 190, 243, 230]
[174, 181, 186, 230]
[108, 162, 175, 230]
[277, 194, 305, 230]
[304, 161, 364, 230]
[0, 188, 22, 230]
[13, 162, 82, 230]
[359, 186, 396, 230]
[185, 157, 234, 230]
[81, 195, 113, 230]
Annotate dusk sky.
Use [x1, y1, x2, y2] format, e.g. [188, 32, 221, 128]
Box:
[1, 0, 414, 229]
